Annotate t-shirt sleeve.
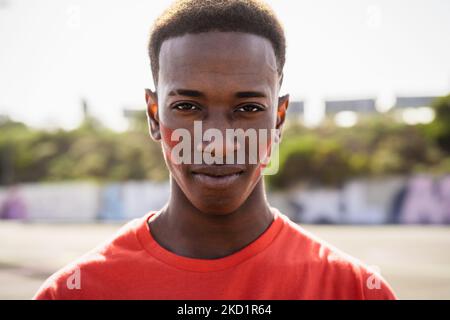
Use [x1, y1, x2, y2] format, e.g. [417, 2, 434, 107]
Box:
[358, 265, 397, 300]
[33, 265, 83, 300]
[33, 282, 57, 300]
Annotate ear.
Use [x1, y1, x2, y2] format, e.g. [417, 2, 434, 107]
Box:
[145, 88, 161, 141]
[276, 94, 290, 142]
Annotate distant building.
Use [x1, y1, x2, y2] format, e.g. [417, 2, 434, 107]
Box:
[323, 98, 377, 127]
[325, 98, 377, 115]
[286, 101, 304, 122]
[391, 96, 438, 125]
[393, 96, 438, 109]
[287, 101, 304, 114]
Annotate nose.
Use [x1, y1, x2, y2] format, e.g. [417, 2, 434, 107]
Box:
[197, 131, 241, 159]
[196, 116, 241, 162]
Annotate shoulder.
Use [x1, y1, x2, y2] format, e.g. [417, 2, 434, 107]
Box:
[273, 211, 397, 299]
[33, 215, 149, 300]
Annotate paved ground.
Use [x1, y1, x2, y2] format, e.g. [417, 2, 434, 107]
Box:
[1, 221, 449, 299]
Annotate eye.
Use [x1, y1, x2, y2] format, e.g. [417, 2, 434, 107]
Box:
[172, 102, 200, 111]
[236, 104, 265, 113]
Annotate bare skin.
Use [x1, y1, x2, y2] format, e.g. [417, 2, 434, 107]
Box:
[145, 32, 289, 259]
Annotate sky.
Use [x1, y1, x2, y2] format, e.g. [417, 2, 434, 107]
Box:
[0, 0, 449, 131]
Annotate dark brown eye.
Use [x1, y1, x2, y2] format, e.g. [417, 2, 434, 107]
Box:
[173, 103, 200, 111]
[236, 104, 264, 113]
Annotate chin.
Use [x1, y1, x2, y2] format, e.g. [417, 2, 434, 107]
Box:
[191, 196, 245, 216]
[170, 165, 261, 215]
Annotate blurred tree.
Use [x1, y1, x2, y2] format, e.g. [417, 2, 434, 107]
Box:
[423, 94, 450, 154]
[266, 111, 448, 190]
[0, 113, 168, 185]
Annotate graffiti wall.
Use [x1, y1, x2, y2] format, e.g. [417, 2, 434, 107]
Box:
[272, 175, 450, 224]
[0, 181, 170, 222]
[0, 175, 449, 224]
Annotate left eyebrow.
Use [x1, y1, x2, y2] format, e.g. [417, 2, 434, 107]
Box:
[235, 91, 267, 98]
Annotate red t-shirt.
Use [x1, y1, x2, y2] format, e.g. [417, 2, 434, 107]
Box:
[34, 208, 396, 300]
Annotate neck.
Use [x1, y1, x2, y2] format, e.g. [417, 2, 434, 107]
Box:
[149, 177, 274, 259]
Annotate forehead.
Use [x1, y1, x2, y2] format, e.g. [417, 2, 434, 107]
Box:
[158, 32, 278, 93]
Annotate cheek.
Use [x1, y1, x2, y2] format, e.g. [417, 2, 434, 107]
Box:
[160, 124, 183, 165]
[160, 124, 175, 149]
[160, 123, 196, 190]
[160, 125, 184, 178]
[245, 129, 276, 188]
[260, 131, 273, 161]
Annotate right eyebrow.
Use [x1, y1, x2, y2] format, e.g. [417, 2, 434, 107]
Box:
[168, 89, 205, 98]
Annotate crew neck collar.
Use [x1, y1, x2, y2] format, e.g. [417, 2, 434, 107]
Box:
[135, 207, 285, 272]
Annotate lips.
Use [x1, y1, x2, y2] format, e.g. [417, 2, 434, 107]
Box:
[190, 165, 245, 188]
[190, 164, 245, 177]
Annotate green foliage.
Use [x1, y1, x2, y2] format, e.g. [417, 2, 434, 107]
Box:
[422, 94, 450, 154]
[267, 109, 449, 190]
[0, 117, 168, 185]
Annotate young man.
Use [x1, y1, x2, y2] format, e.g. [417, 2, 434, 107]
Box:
[34, 0, 396, 299]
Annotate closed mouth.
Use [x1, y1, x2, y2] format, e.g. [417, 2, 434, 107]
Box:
[190, 165, 245, 177]
[192, 171, 244, 179]
[189, 165, 247, 189]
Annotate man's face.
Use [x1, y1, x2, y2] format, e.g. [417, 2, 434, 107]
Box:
[147, 32, 287, 214]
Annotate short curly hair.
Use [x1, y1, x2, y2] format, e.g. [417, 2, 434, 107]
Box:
[148, 0, 286, 86]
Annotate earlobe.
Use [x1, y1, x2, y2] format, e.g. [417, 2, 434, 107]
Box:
[145, 88, 161, 141]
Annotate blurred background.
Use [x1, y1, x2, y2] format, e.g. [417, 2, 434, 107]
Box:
[1, 0, 449, 299]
